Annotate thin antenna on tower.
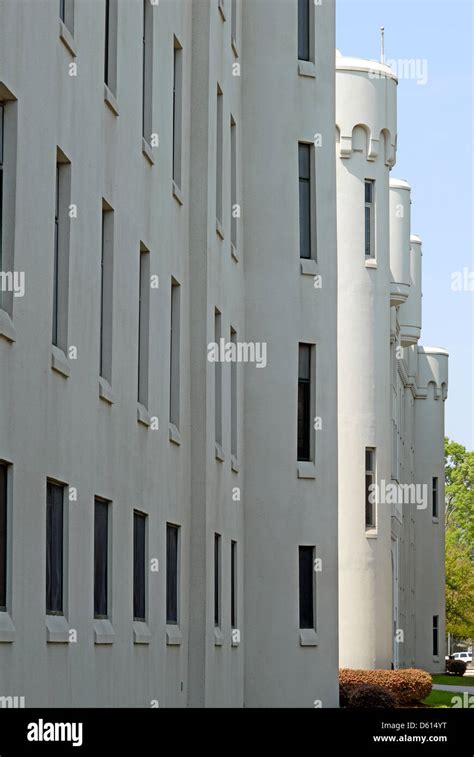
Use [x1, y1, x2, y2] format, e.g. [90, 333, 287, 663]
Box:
[380, 26, 385, 64]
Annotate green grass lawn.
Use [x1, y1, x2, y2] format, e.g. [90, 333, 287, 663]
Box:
[432, 674, 474, 688]
[423, 690, 456, 708]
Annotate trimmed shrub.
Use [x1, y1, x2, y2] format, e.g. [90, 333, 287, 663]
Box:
[339, 681, 353, 708]
[339, 668, 432, 705]
[347, 683, 398, 709]
[446, 659, 467, 676]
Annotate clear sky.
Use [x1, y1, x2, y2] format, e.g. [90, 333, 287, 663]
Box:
[337, 0, 474, 450]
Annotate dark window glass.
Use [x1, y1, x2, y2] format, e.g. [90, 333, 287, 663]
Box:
[94, 499, 108, 618]
[46, 482, 64, 614]
[166, 524, 179, 624]
[299, 546, 314, 629]
[214, 533, 221, 628]
[0, 463, 7, 610]
[133, 512, 146, 621]
[52, 165, 60, 346]
[365, 180, 375, 258]
[104, 0, 110, 85]
[365, 448, 376, 529]
[298, 0, 310, 61]
[231, 540, 237, 628]
[59, 0, 65, 22]
[299, 143, 311, 259]
[0, 103, 4, 274]
[298, 344, 311, 461]
[432, 477, 439, 518]
[433, 615, 439, 657]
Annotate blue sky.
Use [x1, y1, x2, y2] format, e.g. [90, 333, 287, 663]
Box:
[337, 0, 474, 450]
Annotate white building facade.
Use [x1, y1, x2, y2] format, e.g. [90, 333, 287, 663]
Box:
[336, 52, 448, 673]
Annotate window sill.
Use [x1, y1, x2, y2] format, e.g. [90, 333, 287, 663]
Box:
[0, 310, 16, 343]
[94, 618, 115, 645]
[104, 84, 119, 116]
[231, 37, 239, 59]
[365, 528, 378, 539]
[365, 259, 377, 269]
[166, 624, 182, 646]
[172, 181, 184, 206]
[300, 258, 318, 276]
[215, 443, 225, 463]
[51, 345, 71, 378]
[297, 461, 316, 479]
[0, 611, 15, 643]
[433, 655, 440, 663]
[218, 0, 226, 21]
[133, 621, 151, 645]
[299, 629, 318, 647]
[231, 455, 240, 473]
[432, 517, 439, 524]
[99, 377, 115, 405]
[298, 60, 316, 79]
[231, 242, 239, 263]
[214, 628, 224, 647]
[231, 629, 240, 647]
[216, 219, 225, 240]
[46, 614, 70, 644]
[169, 423, 182, 446]
[142, 137, 154, 165]
[137, 403, 151, 427]
[59, 20, 76, 57]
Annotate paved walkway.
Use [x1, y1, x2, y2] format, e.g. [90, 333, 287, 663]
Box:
[432, 684, 474, 692]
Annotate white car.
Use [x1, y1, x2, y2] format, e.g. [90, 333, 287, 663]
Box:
[452, 652, 472, 664]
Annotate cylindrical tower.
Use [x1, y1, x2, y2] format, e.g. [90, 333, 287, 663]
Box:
[389, 179, 411, 306]
[336, 52, 397, 669]
[399, 235, 423, 346]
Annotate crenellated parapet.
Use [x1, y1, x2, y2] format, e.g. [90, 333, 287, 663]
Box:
[416, 347, 449, 400]
[336, 52, 397, 166]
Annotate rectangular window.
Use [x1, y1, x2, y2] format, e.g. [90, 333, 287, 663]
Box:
[166, 524, 179, 624]
[214, 533, 221, 628]
[173, 38, 183, 189]
[365, 447, 376, 529]
[215, 309, 222, 447]
[231, 540, 237, 629]
[94, 498, 109, 619]
[299, 545, 315, 629]
[365, 179, 375, 258]
[230, 327, 237, 458]
[231, 0, 237, 47]
[216, 85, 223, 226]
[46, 482, 64, 615]
[137, 246, 150, 407]
[60, 0, 74, 34]
[0, 463, 7, 611]
[298, 143, 313, 260]
[142, 0, 153, 142]
[52, 151, 71, 351]
[100, 202, 114, 382]
[298, 0, 310, 61]
[432, 477, 439, 519]
[133, 511, 146, 621]
[297, 343, 312, 462]
[169, 279, 181, 428]
[104, 0, 118, 94]
[0, 92, 17, 317]
[433, 615, 439, 657]
[230, 116, 237, 250]
[0, 103, 4, 277]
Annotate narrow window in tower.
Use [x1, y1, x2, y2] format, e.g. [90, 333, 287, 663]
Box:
[432, 615, 439, 657]
[46, 481, 65, 615]
[231, 540, 237, 629]
[365, 447, 376, 529]
[297, 344, 313, 462]
[52, 152, 71, 351]
[231, 0, 238, 49]
[100, 202, 114, 383]
[216, 85, 224, 228]
[169, 279, 181, 429]
[133, 511, 147, 622]
[104, 0, 118, 94]
[59, 0, 65, 21]
[230, 327, 238, 458]
[173, 38, 183, 190]
[142, 0, 153, 143]
[214, 533, 221, 628]
[298, 143, 313, 260]
[230, 116, 238, 252]
[166, 524, 179, 624]
[94, 498, 109, 619]
[298, 0, 310, 61]
[137, 246, 150, 407]
[0, 463, 8, 611]
[432, 477, 439, 519]
[59, 0, 74, 34]
[0, 104, 4, 283]
[365, 179, 375, 258]
[299, 545, 315, 629]
[215, 309, 223, 447]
